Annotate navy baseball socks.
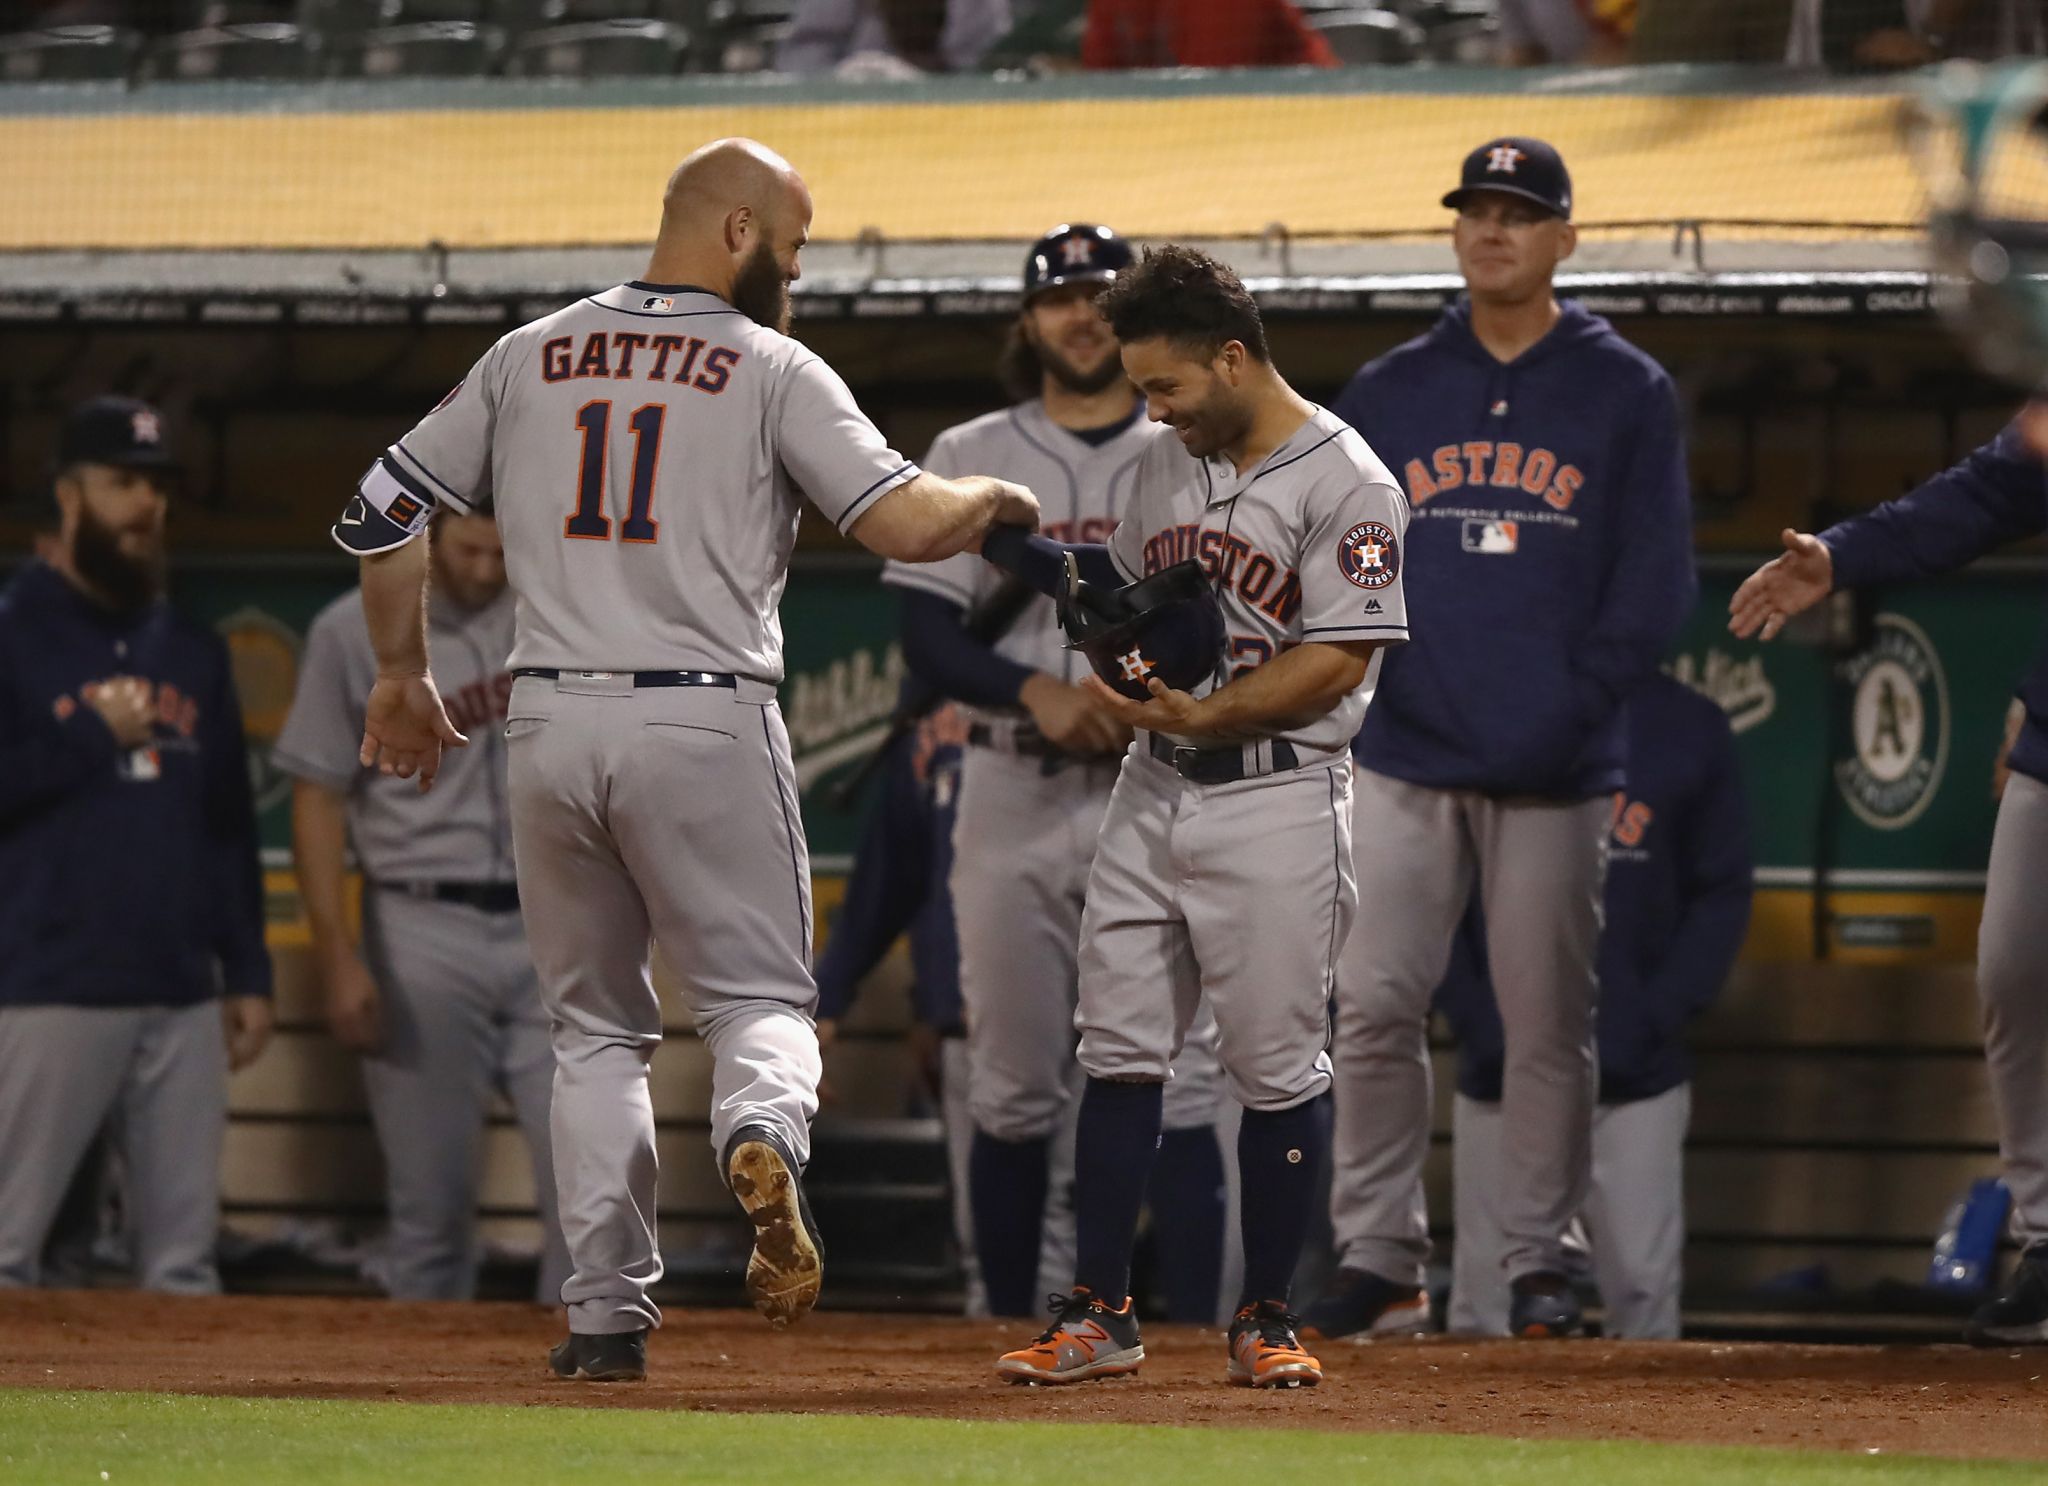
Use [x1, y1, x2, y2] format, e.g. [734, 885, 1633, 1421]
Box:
[1226, 1095, 1330, 1388]
[997, 1077, 1160, 1385]
[969, 1130, 1052, 1317]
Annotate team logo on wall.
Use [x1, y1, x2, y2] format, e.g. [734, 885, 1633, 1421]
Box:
[1834, 613, 1949, 831]
[1339, 521, 1400, 589]
[217, 607, 303, 817]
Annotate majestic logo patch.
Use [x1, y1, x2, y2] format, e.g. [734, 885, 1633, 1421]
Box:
[1118, 648, 1155, 682]
[1338, 521, 1400, 590]
[1462, 518, 1519, 554]
[1835, 613, 1949, 831]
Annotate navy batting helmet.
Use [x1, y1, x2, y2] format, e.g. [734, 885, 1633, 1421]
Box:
[1059, 555, 1226, 702]
[1024, 223, 1131, 303]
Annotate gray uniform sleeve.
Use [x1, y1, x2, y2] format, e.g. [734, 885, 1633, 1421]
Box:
[270, 605, 368, 795]
[384, 341, 503, 515]
[1299, 472, 1411, 642]
[882, 426, 984, 605]
[777, 350, 919, 535]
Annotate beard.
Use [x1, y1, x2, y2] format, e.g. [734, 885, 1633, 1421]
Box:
[1034, 337, 1128, 397]
[1171, 389, 1253, 461]
[72, 502, 164, 614]
[731, 243, 792, 334]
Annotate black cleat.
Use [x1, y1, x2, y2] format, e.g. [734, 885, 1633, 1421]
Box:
[723, 1123, 826, 1329]
[1298, 1268, 1432, 1342]
[1967, 1245, 2048, 1346]
[1508, 1271, 1586, 1339]
[547, 1328, 648, 1381]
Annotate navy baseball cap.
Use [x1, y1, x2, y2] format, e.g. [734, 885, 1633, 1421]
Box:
[58, 396, 178, 474]
[1443, 137, 1573, 220]
[1024, 223, 1132, 302]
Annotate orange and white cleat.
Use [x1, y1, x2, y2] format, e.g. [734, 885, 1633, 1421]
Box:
[1227, 1300, 1323, 1389]
[996, 1289, 1145, 1385]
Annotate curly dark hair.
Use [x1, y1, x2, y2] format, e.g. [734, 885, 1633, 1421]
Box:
[1096, 244, 1269, 364]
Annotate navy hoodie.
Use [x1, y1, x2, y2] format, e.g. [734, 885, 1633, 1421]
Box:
[0, 562, 270, 1009]
[1434, 673, 1753, 1105]
[1819, 418, 2048, 787]
[1335, 299, 1697, 797]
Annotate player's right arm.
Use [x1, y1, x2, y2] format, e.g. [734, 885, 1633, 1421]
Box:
[1732, 415, 2047, 640]
[774, 351, 1040, 561]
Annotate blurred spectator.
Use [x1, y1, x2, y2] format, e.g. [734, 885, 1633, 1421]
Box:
[777, 0, 1013, 75]
[1498, 0, 1632, 63]
[1437, 673, 1752, 1340]
[273, 509, 570, 1305]
[0, 395, 272, 1293]
[1082, 0, 1336, 69]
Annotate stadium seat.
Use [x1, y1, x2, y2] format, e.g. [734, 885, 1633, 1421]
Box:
[1412, 0, 1497, 62]
[340, 19, 506, 74]
[507, 17, 688, 75]
[0, 24, 141, 81]
[1309, 7, 1424, 63]
[183, 1, 303, 23]
[156, 22, 312, 78]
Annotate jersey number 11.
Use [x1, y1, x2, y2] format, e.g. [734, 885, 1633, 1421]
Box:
[565, 399, 665, 544]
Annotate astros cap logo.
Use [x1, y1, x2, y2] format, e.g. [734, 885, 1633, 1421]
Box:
[1061, 237, 1095, 268]
[1118, 648, 1155, 682]
[131, 409, 161, 444]
[1486, 145, 1525, 175]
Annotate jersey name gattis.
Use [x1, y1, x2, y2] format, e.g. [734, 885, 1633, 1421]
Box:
[1138, 523, 1301, 624]
[540, 331, 742, 394]
[1401, 440, 1583, 511]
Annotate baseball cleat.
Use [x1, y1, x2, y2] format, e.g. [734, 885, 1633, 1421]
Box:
[547, 1328, 648, 1382]
[1298, 1268, 1433, 1342]
[1228, 1300, 1323, 1388]
[996, 1289, 1145, 1385]
[1508, 1271, 1586, 1339]
[724, 1123, 825, 1330]
[1967, 1245, 2048, 1345]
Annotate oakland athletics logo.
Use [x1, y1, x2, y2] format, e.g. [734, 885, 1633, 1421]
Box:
[1834, 613, 1949, 830]
[1338, 521, 1400, 590]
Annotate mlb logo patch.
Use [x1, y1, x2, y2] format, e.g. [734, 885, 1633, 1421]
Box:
[1462, 519, 1519, 554]
[642, 296, 675, 311]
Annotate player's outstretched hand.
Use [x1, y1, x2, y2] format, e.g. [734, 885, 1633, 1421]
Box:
[360, 673, 468, 793]
[1729, 528, 1833, 642]
[1081, 673, 1206, 734]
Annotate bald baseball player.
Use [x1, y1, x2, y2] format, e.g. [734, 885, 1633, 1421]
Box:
[975, 245, 1411, 1388]
[275, 508, 570, 1304]
[335, 138, 1040, 1382]
[884, 223, 1230, 1324]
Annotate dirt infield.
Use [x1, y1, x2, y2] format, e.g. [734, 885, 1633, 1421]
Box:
[5, 1292, 2048, 1460]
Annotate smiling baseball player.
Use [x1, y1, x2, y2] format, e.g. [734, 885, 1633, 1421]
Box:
[334, 138, 1039, 1382]
[974, 244, 1410, 1388]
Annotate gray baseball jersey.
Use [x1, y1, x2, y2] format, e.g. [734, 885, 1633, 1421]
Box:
[1106, 406, 1411, 754]
[347, 282, 919, 678]
[273, 585, 517, 883]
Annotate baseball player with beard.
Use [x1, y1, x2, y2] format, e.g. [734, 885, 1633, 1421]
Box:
[336, 138, 1040, 1381]
[274, 508, 571, 1304]
[976, 245, 1411, 1388]
[883, 224, 1230, 1325]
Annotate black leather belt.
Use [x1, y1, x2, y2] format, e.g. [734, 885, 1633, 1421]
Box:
[1147, 733, 1299, 785]
[512, 667, 736, 689]
[967, 721, 1054, 758]
[373, 880, 521, 913]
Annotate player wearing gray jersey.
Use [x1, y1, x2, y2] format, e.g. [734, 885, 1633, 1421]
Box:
[335, 138, 1040, 1382]
[275, 511, 570, 1304]
[882, 224, 1229, 1324]
[981, 247, 1410, 1389]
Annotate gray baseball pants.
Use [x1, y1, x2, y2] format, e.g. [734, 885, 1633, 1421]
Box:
[1978, 770, 2048, 1244]
[1449, 1085, 1690, 1339]
[1329, 767, 1608, 1286]
[0, 999, 227, 1292]
[507, 673, 822, 1335]
[360, 889, 572, 1303]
